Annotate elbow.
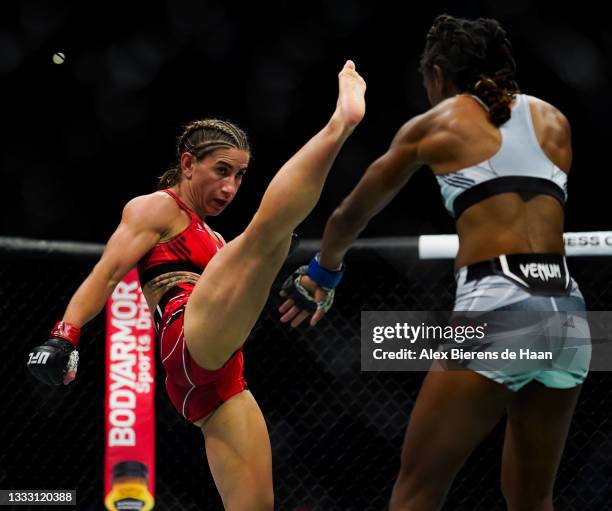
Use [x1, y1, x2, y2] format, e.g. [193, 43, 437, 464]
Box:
[329, 202, 367, 235]
[92, 260, 124, 294]
[107, 276, 121, 294]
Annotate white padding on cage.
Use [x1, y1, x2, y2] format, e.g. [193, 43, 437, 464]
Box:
[418, 235, 459, 259]
[418, 231, 612, 259]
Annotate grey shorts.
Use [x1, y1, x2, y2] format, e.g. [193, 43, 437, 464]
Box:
[451, 269, 591, 391]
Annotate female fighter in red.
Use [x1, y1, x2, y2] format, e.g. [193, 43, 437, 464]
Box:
[27, 60, 366, 510]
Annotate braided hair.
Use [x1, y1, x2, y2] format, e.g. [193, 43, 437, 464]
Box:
[158, 119, 250, 189]
[419, 14, 519, 126]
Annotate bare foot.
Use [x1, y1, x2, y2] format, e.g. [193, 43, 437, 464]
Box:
[335, 60, 366, 130]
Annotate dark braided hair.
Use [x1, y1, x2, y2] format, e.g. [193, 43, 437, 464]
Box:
[158, 119, 250, 189]
[419, 14, 520, 126]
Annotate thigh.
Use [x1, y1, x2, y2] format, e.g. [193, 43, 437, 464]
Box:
[501, 382, 581, 501]
[399, 364, 511, 485]
[184, 230, 292, 370]
[202, 390, 273, 510]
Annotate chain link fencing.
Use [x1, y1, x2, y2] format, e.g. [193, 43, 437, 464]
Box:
[1, 237, 610, 510]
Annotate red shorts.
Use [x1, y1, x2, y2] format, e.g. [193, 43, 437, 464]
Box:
[157, 291, 247, 423]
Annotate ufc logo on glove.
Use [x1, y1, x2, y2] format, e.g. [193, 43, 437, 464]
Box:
[27, 352, 50, 365]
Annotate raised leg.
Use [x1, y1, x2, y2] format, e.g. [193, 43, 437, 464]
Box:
[183, 61, 366, 369]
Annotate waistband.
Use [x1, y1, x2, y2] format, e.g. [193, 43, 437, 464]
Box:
[139, 262, 202, 289]
[460, 253, 571, 296]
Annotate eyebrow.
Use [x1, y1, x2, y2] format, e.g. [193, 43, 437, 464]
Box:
[217, 160, 248, 172]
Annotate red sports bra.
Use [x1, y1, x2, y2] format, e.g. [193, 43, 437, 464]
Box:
[137, 189, 224, 287]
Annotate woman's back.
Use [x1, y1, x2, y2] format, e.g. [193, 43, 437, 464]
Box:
[424, 93, 571, 267]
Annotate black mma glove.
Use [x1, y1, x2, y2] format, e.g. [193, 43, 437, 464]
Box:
[281, 253, 344, 313]
[27, 321, 80, 386]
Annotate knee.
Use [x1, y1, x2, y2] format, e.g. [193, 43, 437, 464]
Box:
[390, 463, 447, 511]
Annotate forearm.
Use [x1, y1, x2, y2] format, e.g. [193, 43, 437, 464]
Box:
[319, 204, 368, 269]
[319, 146, 422, 269]
[62, 263, 120, 327]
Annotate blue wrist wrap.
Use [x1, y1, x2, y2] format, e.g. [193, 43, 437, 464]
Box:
[306, 253, 345, 289]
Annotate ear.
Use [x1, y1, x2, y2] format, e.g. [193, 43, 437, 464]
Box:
[180, 152, 194, 180]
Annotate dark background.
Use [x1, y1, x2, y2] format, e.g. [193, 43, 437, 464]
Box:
[1, 0, 610, 243]
[2, 2, 612, 509]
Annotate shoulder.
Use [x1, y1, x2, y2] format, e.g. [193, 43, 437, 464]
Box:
[124, 191, 180, 214]
[397, 96, 484, 140]
[433, 95, 491, 129]
[524, 94, 571, 136]
[122, 191, 182, 233]
[396, 96, 482, 164]
[524, 94, 566, 117]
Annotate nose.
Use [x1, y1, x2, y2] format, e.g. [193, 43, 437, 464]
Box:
[220, 178, 236, 198]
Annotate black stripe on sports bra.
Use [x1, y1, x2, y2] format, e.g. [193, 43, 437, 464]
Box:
[453, 176, 565, 218]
